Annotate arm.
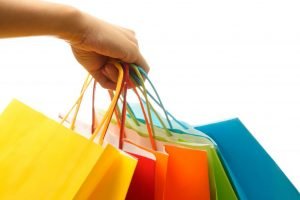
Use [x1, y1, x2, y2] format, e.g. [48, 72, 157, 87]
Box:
[0, 0, 149, 89]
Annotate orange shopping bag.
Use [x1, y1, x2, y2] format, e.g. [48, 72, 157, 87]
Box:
[164, 144, 210, 200]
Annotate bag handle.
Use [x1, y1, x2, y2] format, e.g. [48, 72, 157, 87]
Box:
[131, 66, 156, 138]
[118, 64, 129, 149]
[129, 69, 173, 137]
[69, 75, 91, 130]
[135, 66, 216, 145]
[91, 79, 97, 133]
[126, 75, 157, 150]
[60, 74, 92, 125]
[108, 63, 157, 150]
[60, 61, 125, 144]
[131, 64, 173, 129]
[91, 62, 125, 144]
[131, 65, 189, 129]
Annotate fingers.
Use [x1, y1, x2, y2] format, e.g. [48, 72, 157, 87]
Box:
[112, 41, 149, 73]
[92, 68, 116, 90]
[117, 28, 149, 73]
[99, 21, 149, 73]
[71, 16, 150, 89]
[115, 26, 138, 46]
[135, 52, 150, 73]
[101, 63, 119, 83]
[71, 46, 117, 89]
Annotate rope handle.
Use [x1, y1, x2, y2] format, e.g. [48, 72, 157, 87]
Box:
[60, 61, 125, 144]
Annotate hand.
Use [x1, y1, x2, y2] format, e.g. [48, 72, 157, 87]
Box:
[0, 1, 148, 89]
[69, 13, 149, 89]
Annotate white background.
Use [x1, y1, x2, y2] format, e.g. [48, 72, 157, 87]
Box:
[0, 0, 299, 190]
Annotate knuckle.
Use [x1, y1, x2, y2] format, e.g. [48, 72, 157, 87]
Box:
[121, 44, 139, 62]
[98, 80, 108, 89]
[127, 29, 136, 35]
[132, 37, 139, 46]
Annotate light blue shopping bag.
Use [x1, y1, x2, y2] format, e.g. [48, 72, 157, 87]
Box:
[129, 65, 299, 199]
[195, 118, 300, 200]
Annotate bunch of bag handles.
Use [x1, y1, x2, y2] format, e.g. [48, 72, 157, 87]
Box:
[60, 61, 124, 145]
[60, 61, 215, 151]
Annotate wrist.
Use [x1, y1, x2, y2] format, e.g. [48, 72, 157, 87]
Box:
[57, 5, 87, 44]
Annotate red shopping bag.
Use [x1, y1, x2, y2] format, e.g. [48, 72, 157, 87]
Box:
[125, 152, 156, 200]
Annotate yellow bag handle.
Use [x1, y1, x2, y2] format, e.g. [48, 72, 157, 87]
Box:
[90, 62, 124, 144]
[70, 74, 91, 130]
[60, 74, 92, 125]
[61, 61, 124, 144]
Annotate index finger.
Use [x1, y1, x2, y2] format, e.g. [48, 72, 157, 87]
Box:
[135, 51, 150, 74]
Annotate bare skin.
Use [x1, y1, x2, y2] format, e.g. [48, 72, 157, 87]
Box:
[0, 0, 149, 89]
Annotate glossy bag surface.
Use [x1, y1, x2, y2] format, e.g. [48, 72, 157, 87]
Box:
[195, 118, 300, 200]
[0, 99, 137, 200]
[164, 145, 210, 200]
[125, 153, 156, 200]
[122, 110, 237, 200]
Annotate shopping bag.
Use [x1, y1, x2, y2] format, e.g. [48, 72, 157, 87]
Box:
[75, 63, 138, 200]
[164, 144, 210, 200]
[107, 71, 166, 200]
[80, 63, 233, 200]
[195, 118, 300, 200]
[196, 145, 237, 200]
[122, 113, 237, 200]
[0, 62, 137, 200]
[60, 82, 165, 199]
[107, 128, 168, 200]
[125, 152, 156, 200]
[0, 99, 120, 199]
[84, 149, 137, 200]
[121, 65, 238, 199]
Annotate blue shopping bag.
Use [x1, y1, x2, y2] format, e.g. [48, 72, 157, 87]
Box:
[195, 118, 300, 200]
[129, 66, 299, 199]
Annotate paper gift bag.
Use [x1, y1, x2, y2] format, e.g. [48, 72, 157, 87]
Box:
[0, 99, 116, 199]
[120, 113, 237, 200]
[119, 138, 168, 200]
[85, 149, 137, 200]
[164, 145, 210, 200]
[125, 152, 156, 200]
[195, 118, 300, 200]
[196, 145, 237, 200]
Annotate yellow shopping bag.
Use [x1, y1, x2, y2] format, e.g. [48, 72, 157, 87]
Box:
[0, 62, 137, 200]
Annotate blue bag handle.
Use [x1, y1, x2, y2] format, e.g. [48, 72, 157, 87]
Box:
[130, 64, 188, 129]
[129, 64, 216, 145]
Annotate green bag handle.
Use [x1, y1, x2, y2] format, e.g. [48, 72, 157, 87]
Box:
[130, 65, 216, 145]
[129, 68, 173, 137]
[130, 64, 188, 129]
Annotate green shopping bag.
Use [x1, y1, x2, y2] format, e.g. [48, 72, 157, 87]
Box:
[93, 64, 237, 200]
[109, 112, 237, 200]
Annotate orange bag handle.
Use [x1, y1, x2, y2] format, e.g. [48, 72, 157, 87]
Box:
[130, 69, 172, 137]
[91, 62, 124, 144]
[91, 79, 97, 133]
[118, 65, 129, 149]
[118, 64, 157, 150]
[131, 66, 156, 139]
[129, 83, 157, 150]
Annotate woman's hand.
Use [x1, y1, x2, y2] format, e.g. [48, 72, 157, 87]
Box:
[69, 14, 149, 89]
[0, 1, 149, 89]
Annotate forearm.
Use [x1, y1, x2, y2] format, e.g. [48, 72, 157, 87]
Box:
[0, 0, 83, 41]
[0, 0, 149, 83]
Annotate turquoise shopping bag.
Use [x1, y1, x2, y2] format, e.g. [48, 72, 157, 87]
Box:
[195, 118, 300, 200]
